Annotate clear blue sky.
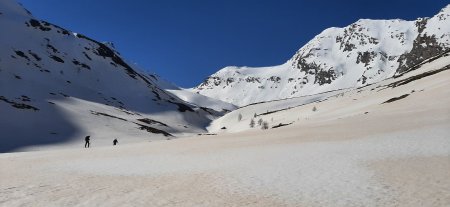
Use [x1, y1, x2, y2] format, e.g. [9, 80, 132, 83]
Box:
[18, 0, 449, 87]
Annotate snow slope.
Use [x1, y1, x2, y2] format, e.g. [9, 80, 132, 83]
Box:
[0, 0, 228, 152]
[1, 53, 449, 206]
[193, 5, 450, 106]
[208, 50, 450, 133]
[1, 2, 449, 205]
[133, 68, 238, 112]
[166, 88, 237, 112]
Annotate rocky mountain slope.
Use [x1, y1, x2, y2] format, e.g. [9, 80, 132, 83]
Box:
[0, 0, 231, 152]
[192, 5, 450, 106]
[2, 45, 450, 207]
[208, 50, 450, 133]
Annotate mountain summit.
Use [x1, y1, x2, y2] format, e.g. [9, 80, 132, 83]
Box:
[192, 5, 450, 106]
[0, 0, 231, 152]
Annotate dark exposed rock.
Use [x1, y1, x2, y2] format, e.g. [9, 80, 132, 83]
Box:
[137, 118, 168, 127]
[82, 52, 92, 60]
[315, 70, 336, 85]
[20, 4, 32, 15]
[259, 107, 292, 116]
[0, 96, 39, 111]
[197, 133, 217, 136]
[19, 95, 30, 102]
[168, 101, 194, 112]
[75, 33, 183, 110]
[80, 63, 90, 69]
[50, 55, 64, 63]
[295, 58, 317, 74]
[135, 123, 173, 137]
[76, 33, 140, 79]
[33, 63, 41, 68]
[267, 76, 281, 83]
[382, 94, 410, 104]
[226, 77, 234, 85]
[294, 58, 337, 85]
[396, 34, 446, 75]
[14, 50, 29, 60]
[368, 37, 379, 45]
[245, 77, 260, 83]
[415, 18, 428, 33]
[336, 23, 379, 53]
[272, 122, 293, 129]
[46, 43, 59, 53]
[28, 19, 51, 31]
[201, 77, 221, 87]
[358, 75, 368, 84]
[389, 64, 450, 88]
[90, 110, 127, 121]
[28, 50, 41, 61]
[72, 59, 91, 69]
[343, 43, 356, 52]
[27, 19, 71, 35]
[42, 21, 70, 35]
[356, 51, 376, 66]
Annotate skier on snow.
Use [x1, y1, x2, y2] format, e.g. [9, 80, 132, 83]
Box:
[84, 136, 90, 148]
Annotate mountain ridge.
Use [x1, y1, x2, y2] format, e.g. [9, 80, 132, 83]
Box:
[0, 0, 232, 152]
[192, 4, 450, 106]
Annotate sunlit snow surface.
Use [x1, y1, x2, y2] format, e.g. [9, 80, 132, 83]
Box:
[193, 5, 450, 106]
[1, 39, 450, 206]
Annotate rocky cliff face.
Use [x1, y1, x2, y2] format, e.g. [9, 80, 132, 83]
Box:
[193, 5, 450, 106]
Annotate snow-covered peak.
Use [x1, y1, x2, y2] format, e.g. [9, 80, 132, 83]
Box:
[436, 4, 450, 16]
[0, 0, 229, 152]
[193, 4, 450, 106]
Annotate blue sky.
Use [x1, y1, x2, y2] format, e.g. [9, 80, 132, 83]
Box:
[19, 0, 449, 87]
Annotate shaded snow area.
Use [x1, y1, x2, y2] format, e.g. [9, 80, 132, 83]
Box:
[0, 0, 229, 152]
[1, 1, 450, 206]
[1, 49, 450, 206]
[165, 88, 237, 112]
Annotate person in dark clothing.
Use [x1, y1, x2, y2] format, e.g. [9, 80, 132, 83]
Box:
[113, 138, 118, 146]
[84, 136, 90, 148]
